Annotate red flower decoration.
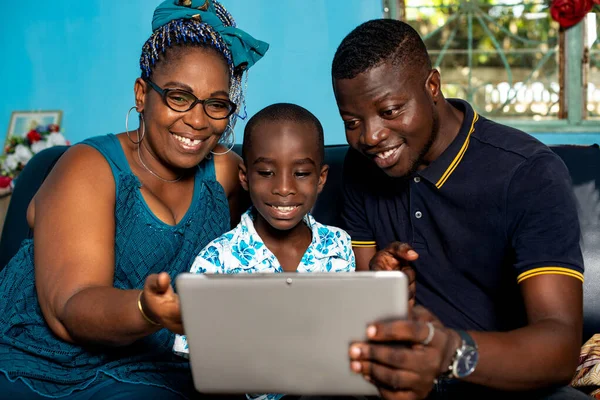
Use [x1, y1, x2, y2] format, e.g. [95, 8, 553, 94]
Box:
[0, 176, 12, 189]
[550, 0, 595, 29]
[48, 124, 60, 133]
[26, 129, 42, 144]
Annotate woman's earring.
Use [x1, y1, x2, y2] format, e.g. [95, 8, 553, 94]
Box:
[210, 123, 235, 156]
[126, 106, 145, 144]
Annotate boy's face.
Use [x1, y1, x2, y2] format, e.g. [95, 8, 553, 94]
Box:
[240, 120, 328, 232]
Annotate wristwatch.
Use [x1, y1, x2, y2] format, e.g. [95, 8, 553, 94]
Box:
[442, 330, 479, 379]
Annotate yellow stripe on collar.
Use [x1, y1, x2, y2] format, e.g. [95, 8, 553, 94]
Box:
[435, 112, 479, 189]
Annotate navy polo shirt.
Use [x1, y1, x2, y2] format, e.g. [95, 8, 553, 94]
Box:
[342, 99, 584, 332]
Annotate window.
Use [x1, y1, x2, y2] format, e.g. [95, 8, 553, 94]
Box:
[382, 0, 599, 133]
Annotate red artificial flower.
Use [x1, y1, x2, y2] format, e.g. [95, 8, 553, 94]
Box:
[48, 124, 60, 133]
[0, 176, 12, 189]
[26, 129, 42, 143]
[550, 0, 595, 29]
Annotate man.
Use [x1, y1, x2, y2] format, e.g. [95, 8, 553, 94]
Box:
[332, 19, 586, 399]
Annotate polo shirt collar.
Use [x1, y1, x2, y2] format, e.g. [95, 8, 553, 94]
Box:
[418, 98, 479, 189]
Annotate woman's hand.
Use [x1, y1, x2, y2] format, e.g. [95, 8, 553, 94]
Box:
[141, 272, 183, 334]
[369, 242, 418, 307]
[349, 305, 461, 400]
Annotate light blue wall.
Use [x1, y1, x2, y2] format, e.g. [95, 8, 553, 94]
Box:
[0, 0, 382, 146]
[530, 133, 599, 145]
[1, 1, 598, 147]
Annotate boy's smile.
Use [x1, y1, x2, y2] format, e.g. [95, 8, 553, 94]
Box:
[239, 119, 328, 237]
[268, 204, 301, 219]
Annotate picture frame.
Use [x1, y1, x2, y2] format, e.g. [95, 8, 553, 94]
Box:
[5, 110, 62, 144]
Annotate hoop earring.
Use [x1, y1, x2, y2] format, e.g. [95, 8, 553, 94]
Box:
[210, 124, 235, 156]
[126, 106, 145, 144]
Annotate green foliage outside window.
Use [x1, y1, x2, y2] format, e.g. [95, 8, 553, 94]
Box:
[383, 0, 599, 131]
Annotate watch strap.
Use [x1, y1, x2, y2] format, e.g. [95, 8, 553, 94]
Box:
[440, 330, 477, 379]
[456, 329, 477, 349]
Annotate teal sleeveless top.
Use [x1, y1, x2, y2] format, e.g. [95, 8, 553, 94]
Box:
[0, 134, 230, 398]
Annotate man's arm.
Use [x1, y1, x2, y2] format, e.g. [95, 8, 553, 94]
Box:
[348, 152, 584, 397]
[466, 151, 583, 388]
[353, 246, 376, 271]
[341, 149, 378, 272]
[349, 275, 581, 396]
[466, 274, 582, 389]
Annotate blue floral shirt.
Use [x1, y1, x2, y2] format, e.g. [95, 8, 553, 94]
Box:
[174, 208, 355, 400]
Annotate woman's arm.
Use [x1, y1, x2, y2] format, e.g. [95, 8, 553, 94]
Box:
[213, 147, 248, 227]
[33, 145, 167, 347]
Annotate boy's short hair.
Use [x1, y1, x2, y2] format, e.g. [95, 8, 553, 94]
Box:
[242, 103, 325, 165]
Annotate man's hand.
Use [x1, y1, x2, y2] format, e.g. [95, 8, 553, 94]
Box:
[370, 242, 418, 307]
[349, 306, 461, 400]
[141, 272, 183, 334]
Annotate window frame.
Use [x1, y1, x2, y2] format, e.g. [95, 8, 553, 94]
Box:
[382, 1, 598, 134]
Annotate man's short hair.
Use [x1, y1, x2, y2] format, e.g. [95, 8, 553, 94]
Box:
[242, 103, 325, 165]
[332, 19, 432, 81]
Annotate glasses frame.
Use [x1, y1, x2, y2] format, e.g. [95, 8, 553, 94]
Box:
[143, 78, 237, 120]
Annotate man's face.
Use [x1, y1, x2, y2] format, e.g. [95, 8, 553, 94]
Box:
[334, 62, 441, 178]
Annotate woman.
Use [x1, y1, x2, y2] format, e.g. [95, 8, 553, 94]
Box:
[0, 1, 268, 398]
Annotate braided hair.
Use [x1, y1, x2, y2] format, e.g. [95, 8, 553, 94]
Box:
[139, 1, 245, 143]
[331, 19, 431, 81]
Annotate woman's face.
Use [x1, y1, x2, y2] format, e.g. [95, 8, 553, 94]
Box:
[135, 47, 231, 169]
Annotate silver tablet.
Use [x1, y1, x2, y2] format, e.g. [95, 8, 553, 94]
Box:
[176, 271, 408, 396]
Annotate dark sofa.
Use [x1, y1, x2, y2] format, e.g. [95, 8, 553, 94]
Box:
[1, 143, 599, 341]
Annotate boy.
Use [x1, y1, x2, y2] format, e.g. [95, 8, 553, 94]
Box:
[173, 103, 356, 400]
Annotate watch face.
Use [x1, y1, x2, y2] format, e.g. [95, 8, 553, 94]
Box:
[454, 347, 479, 378]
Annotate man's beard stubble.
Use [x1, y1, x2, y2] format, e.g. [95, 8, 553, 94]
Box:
[404, 104, 440, 178]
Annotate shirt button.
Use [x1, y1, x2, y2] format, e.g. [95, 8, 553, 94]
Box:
[414, 176, 421, 183]
[415, 211, 422, 219]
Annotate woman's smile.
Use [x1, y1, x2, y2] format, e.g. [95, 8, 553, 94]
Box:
[170, 131, 210, 153]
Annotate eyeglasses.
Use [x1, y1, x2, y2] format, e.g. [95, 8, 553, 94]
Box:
[143, 78, 237, 120]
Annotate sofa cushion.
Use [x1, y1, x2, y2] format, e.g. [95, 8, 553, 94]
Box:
[0, 146, 69, 270]
[551, 145, 600, 341]
[1, 143, 599, 342]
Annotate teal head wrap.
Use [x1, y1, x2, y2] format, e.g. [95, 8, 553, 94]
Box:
[140, 0, 267, 147]
[151, 0, 268, 72]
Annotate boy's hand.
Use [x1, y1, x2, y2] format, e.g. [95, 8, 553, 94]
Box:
[370, 242, 418, 307]
[141, 272, 183, 334]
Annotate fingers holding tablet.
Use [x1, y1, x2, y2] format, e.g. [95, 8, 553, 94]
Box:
[350, 306, 461, 399]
